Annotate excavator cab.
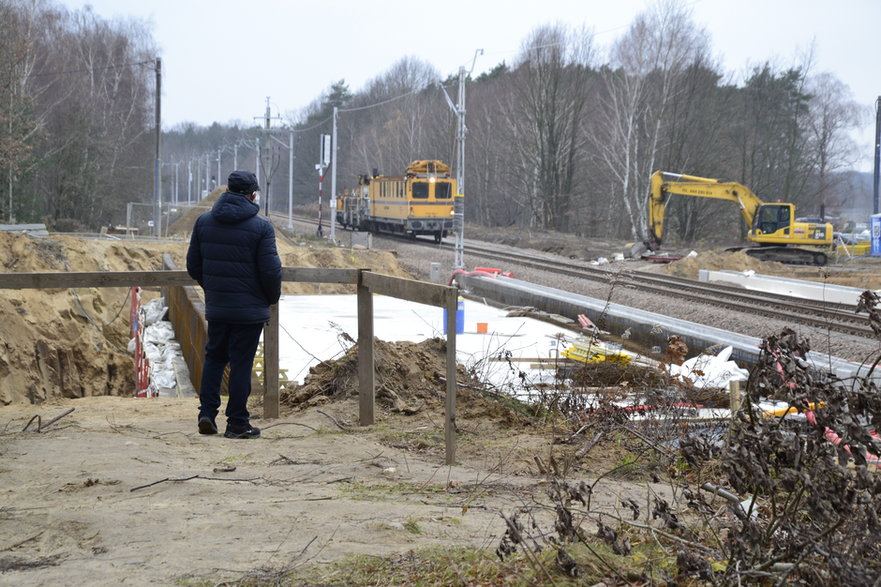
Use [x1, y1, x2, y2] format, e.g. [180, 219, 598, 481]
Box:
[753, 204, 792, 236]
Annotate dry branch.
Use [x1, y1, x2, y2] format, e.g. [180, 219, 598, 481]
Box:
[130, 474, 261, 492]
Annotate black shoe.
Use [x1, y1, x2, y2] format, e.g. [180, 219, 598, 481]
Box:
[224, 424, 260, 439]
[198, 416, 218, 435]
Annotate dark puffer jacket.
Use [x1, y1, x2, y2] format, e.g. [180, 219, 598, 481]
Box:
[186, 191, 282, 324]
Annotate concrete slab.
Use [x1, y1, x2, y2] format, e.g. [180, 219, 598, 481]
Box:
[699, 269, 876, 306]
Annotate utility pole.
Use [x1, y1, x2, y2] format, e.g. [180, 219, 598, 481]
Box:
[288, 131, 294, 229]
[153, 57, 161, 238]
[262, 97, 271, 215]
[440, 50, 482, 268]
[269, 130, 295, 229]
[255, 143, 260, 188]
[452, 65, 466, 269]
[874, 96, 880, 216]
[330, 106, 338, 241]
[195, 159, 201, 202]
[317, 134, 331, 237]
[196, 157, 201, 195]
[445, 50, 482, 269]
[254, 98, 282, 217]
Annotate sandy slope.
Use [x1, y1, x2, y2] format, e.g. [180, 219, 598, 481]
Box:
[0, 230, 409, 405]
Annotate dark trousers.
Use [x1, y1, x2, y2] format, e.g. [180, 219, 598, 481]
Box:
[198, 321, 264, 428]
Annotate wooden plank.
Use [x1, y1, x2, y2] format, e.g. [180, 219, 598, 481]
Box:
[357, 276, 375, 426]
[0, 267, 359, 289]
[263, 304, 280, 419]
[361, 271, 454, 308]
[0, 270, 195, 289]
[281, 267, 359, 284]
[445, 293, 457, 465]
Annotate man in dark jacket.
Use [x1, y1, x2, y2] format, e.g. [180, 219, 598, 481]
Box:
[186, 170, 282, 439]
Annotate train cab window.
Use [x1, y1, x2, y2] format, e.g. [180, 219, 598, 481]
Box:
[412, 182, 429, 199]
[434, 182, 452, 199]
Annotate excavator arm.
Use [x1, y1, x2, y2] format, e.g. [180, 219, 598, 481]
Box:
[646, 171, 763, 249]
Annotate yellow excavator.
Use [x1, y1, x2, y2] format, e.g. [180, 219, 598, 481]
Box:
[642, 171, 834, 265]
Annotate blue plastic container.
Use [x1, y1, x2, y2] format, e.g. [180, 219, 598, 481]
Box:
[443, 297, 465, 334]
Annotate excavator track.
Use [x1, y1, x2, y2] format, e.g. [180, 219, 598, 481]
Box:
[726, 246, 828, 266]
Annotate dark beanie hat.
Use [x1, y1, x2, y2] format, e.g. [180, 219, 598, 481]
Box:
[227, 170, 260, 195]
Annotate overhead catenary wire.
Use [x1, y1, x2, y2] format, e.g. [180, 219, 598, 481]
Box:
[337, 86, 423, 114]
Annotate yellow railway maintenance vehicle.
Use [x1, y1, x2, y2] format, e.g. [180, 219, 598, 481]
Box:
[335, 160, 456, 244]
[643, 171, 834, 265]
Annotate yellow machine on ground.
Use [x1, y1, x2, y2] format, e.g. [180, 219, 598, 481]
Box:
[562, 338, 631, 365]
[643, 171, 834, 265]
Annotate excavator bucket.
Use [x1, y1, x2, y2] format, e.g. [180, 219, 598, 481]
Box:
[626, 241, 649, 259]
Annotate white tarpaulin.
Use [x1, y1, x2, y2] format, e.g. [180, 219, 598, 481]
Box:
[667, 345, 749, 389]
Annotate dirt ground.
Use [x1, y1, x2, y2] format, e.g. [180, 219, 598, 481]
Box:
[0, 388, 679, 585]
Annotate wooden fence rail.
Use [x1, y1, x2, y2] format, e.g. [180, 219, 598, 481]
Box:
[0, 267, 461, 464]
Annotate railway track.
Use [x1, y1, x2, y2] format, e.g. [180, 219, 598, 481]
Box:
[282, 213, 877, 340]
[451, 240, 875, 340]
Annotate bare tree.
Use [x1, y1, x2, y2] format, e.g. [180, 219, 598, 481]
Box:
[804, 72, 864, 213]
[344, 57, 442, 177]
[0, 0, 52, 222]
[0, 1, 157, 228]
[501, 23, 595, 231]
[593, 0, 711, 240]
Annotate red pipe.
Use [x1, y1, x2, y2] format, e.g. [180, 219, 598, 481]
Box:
[448, 268, 512, 286]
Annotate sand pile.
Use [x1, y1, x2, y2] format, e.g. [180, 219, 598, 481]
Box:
[0, 233, 189, 405]
[165, 186, 224, 236]
[281, 338, 529, 425]
[664, 250, 791, 280]
[663, 248, 881, 290]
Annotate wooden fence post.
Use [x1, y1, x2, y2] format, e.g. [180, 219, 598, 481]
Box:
[729, 380, 741, 414]
[263, 303, 280, 419]
[445, 291, 457, 465]
[357, 270, 375, 426]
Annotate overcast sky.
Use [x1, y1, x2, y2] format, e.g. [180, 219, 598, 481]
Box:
[59, 0, 880, 172]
